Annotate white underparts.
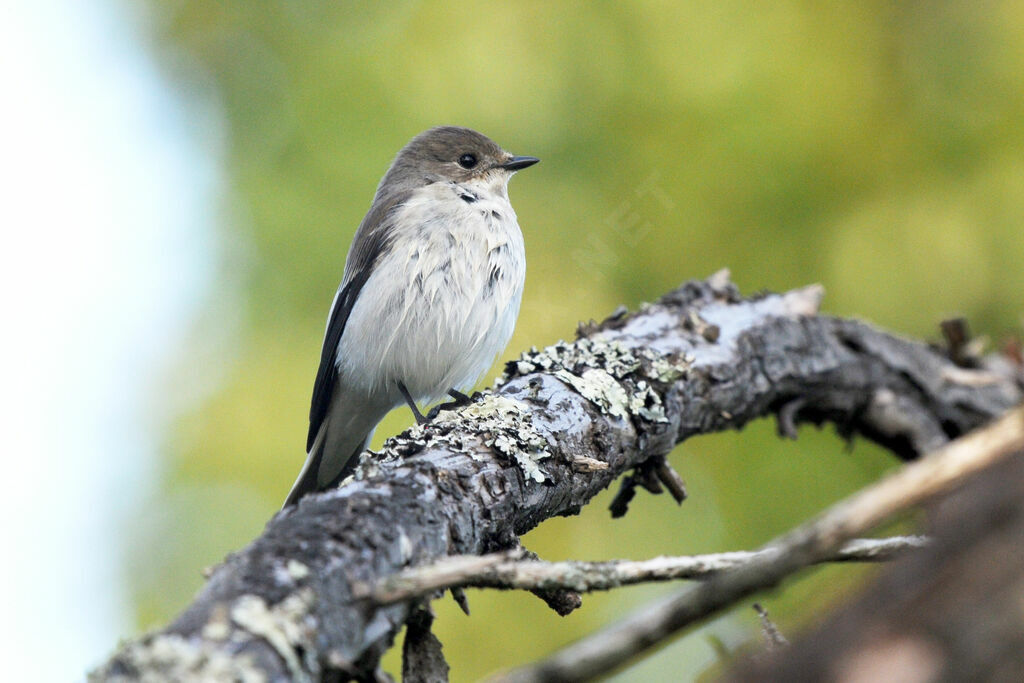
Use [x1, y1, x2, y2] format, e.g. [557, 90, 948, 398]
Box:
[336, 177, 526, 406]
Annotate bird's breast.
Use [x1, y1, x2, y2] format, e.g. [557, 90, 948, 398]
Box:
[338, 183, 525, 402]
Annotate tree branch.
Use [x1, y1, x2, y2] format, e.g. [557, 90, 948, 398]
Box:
[90, 272, 1023, 682]
[364, 536, 928, 604]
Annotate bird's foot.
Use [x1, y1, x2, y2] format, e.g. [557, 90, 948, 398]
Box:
[424, 388, 477, 421]
[446, 389, 474, 405]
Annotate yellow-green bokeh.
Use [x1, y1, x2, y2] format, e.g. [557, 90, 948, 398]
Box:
[130, 2, 1024, 680]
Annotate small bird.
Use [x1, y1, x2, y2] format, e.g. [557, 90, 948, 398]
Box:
[283, 126, 538, 507]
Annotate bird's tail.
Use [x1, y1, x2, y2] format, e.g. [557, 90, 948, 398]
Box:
[282, 424, 371, 508]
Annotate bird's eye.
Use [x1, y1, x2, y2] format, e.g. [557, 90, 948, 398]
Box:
[457, 153, 478, 169]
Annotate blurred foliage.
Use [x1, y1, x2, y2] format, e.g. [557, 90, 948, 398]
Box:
[128, 1, 1024, 680]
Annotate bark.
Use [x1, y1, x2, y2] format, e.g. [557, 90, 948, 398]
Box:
[90, 272, 1023, 682]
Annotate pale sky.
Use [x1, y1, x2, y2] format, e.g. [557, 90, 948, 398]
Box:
[0, 1, 219, 678]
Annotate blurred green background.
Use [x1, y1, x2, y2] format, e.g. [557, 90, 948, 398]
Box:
[129, 1, 1024, 680]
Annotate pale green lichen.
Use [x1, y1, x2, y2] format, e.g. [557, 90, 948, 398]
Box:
[498, 337, 689, 423]
[629, 380, 667, 422]
[555, 367, 631, 420]
[286, 559, 309, 580]
[201, 606, 231, 641]
[89, 632, 266, 683]
[647, 354, 689, 383]
[231, 589, 316, 682]
[370, 394, 553, 484]
[461, 395, 552, 482]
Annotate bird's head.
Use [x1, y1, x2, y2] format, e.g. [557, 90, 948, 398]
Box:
[379, 126, 539, 198]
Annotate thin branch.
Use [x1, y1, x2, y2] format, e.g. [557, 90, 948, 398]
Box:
[753, 603, 788, 650]
[493, 406, 1024, 682]
[364, 536, 929, 605]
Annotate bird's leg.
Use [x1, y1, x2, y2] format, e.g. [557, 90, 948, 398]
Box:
[397, 381, 429, 425]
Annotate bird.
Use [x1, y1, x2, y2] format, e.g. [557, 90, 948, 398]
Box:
[283, 126, 538, 507]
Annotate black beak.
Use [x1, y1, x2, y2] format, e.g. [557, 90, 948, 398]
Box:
[501, 155, 540, 171]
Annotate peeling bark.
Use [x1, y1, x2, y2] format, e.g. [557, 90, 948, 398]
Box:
[90, 273, 1023, 681]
